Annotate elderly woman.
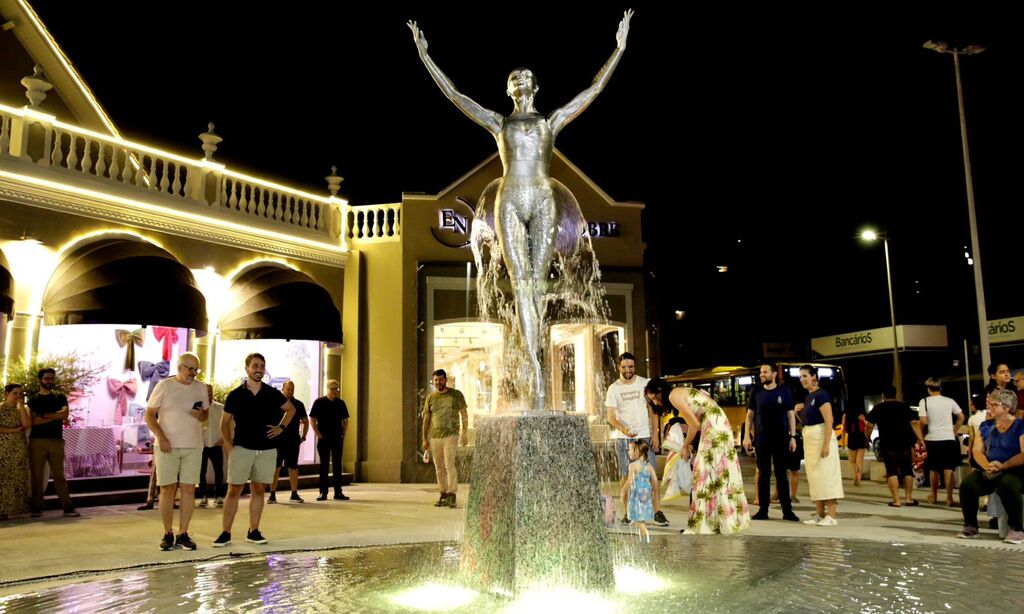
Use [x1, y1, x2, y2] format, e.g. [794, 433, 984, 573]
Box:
[645, 378, 749, 535]
[957, 388, 1024, 543]
[797, 365, 844, 526]
[0, 383, 31, 520]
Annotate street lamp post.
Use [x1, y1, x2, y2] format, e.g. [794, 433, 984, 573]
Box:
[923, 40, 991, 371]
[861, 230, 903, 398]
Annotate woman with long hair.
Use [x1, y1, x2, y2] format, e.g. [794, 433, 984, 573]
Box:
[645, 378, 749, 534]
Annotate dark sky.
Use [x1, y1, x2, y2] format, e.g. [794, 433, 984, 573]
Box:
[31, 2, 1022, 372]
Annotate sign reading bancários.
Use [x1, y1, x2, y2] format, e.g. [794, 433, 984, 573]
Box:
[811, 325, 947, 358]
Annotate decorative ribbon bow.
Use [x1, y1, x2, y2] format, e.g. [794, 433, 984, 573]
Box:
[151, 326, 179, 361]
[138, 360, 171, 401]
[115, 329, 145, 371]
[107, 378, 138, 426]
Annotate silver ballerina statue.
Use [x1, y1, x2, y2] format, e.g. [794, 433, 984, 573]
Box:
[409, 10, 633, 410]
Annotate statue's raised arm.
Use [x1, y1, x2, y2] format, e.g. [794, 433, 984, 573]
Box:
[408, 20, 503, 136]
[548, 9, 633, 137]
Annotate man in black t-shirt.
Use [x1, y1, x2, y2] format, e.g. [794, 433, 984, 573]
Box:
[268, 381, 308, 504]
[213, 353, 295, 548]
[27, 368, 78, 517]
[309, 379, 350, 501]
[866, 385, 925, 507]
[743, 362, 799, 522]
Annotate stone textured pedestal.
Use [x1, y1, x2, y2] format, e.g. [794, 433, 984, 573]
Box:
[461, 414, 613, 594]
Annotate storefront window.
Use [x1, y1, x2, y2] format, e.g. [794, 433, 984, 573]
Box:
[432, 321, 503, 429]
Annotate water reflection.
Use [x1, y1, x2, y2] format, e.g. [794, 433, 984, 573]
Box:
[1, 537, 1021, 613]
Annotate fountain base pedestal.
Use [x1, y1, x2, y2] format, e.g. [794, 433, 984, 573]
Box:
[461, 413, 613, 594]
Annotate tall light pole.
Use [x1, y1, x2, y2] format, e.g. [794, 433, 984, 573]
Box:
[861, 230, 903, 398]
[923, 40, 991, 372]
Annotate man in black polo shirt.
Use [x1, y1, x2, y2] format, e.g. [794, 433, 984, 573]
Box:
[27, 368, 79, 517]
[268, 380, 308, 504]
[743, 362, 799, 522]
[213, 353, 295, 547]
[309, 379, 350, 501]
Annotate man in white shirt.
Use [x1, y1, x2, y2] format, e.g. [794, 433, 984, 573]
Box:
[918, 377, 964, 506]
[145, 352, 209, 551]
[605, 352, 666, 525]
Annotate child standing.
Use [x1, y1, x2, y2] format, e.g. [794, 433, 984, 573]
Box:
[621, 440, 659, 541]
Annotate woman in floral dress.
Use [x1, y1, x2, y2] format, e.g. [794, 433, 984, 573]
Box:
[0, 383, 31, 520]
[645, 378, 750, 534]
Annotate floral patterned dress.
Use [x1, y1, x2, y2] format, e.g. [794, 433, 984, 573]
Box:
[685, 388, 750, 534]
[0, 403, 29, 517]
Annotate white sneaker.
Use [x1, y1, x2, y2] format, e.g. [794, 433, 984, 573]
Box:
[817, 515, 838, 526]
[198, 498, 209, 508]
[803, 516, 822, 525]
[214, 497, 224, 508]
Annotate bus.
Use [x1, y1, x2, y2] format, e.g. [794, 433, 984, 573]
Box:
[662, 363, 849, 445]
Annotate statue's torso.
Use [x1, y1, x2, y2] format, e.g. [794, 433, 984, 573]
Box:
[497, 114, 553, 182]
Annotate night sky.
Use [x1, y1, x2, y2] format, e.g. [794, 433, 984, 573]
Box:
[29, 2, 1022, 374]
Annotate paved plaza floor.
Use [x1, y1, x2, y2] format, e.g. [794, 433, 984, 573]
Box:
[0, 457, 1017, 593]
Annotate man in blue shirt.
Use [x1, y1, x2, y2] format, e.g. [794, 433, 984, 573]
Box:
[743, 362, 799, 521]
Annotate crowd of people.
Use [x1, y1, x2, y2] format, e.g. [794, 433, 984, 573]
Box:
[603, 353, 1024, 545]
[4, 352, 1023, 548]
[0, 353, 352, 551]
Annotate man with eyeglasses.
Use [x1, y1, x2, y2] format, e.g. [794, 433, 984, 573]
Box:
[309, 379, 349, 501]
[144, 352, 209, 551]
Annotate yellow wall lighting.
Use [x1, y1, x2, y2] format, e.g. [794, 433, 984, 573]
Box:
[22, 312, 37, 366]
[56, 229, 166, 259]
[225, 258, 299, 282]
[2, 320, 14, 382]
[0, 169, 350, 254]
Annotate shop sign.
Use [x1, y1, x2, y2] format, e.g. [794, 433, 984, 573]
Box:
[811, 325, 947, 358]
[584, 221, 620, 238]
[988, 315, 1024, 344]
[431, 202, 474, 249]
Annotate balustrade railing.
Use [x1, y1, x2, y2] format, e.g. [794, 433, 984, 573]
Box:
[0, 102, 343, 241]
[346, 204, 401, 243]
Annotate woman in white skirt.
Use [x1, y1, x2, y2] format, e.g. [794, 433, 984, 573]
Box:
[796, 365, 844, 525]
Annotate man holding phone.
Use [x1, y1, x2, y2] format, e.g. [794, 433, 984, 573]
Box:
[145, 351, 209, 551]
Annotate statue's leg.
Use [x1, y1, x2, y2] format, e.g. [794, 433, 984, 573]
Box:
[495, 193, 544, 410]
[527, 190, 558, 409]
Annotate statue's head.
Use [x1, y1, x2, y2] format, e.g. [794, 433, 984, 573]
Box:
[506, 68, 538, 99]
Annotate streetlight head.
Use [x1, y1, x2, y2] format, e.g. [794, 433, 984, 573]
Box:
[923, 40, 949, 53]
[962, 44, 986, 55]
[860, 229, 879, 242]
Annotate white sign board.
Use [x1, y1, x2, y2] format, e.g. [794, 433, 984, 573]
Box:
[988, 316, 1024, 345]
[812, 325, 947, 358]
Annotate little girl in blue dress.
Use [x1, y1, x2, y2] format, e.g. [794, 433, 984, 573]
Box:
[621, 440, 658, 541]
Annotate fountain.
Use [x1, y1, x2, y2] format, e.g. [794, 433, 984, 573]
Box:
[409, 10, 634, 594]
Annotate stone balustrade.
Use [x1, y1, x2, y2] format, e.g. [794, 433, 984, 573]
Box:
[0, 102, 349, 242]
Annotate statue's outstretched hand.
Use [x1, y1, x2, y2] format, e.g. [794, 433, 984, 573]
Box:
[616, 9, 634, 49]
[407, 20, 429, 54]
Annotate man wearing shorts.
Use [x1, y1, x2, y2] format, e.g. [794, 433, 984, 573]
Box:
[267, 381, 308, 504]
[867, 385, 925, 507]
[214, 353, 295, 547]
[145, 352, 209, 551]
[918, 377, 964, 506]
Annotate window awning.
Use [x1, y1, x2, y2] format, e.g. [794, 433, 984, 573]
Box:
[41, 236, 208, 331]
[0, 248, 13, 319]
[218, 264, 342, 344]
